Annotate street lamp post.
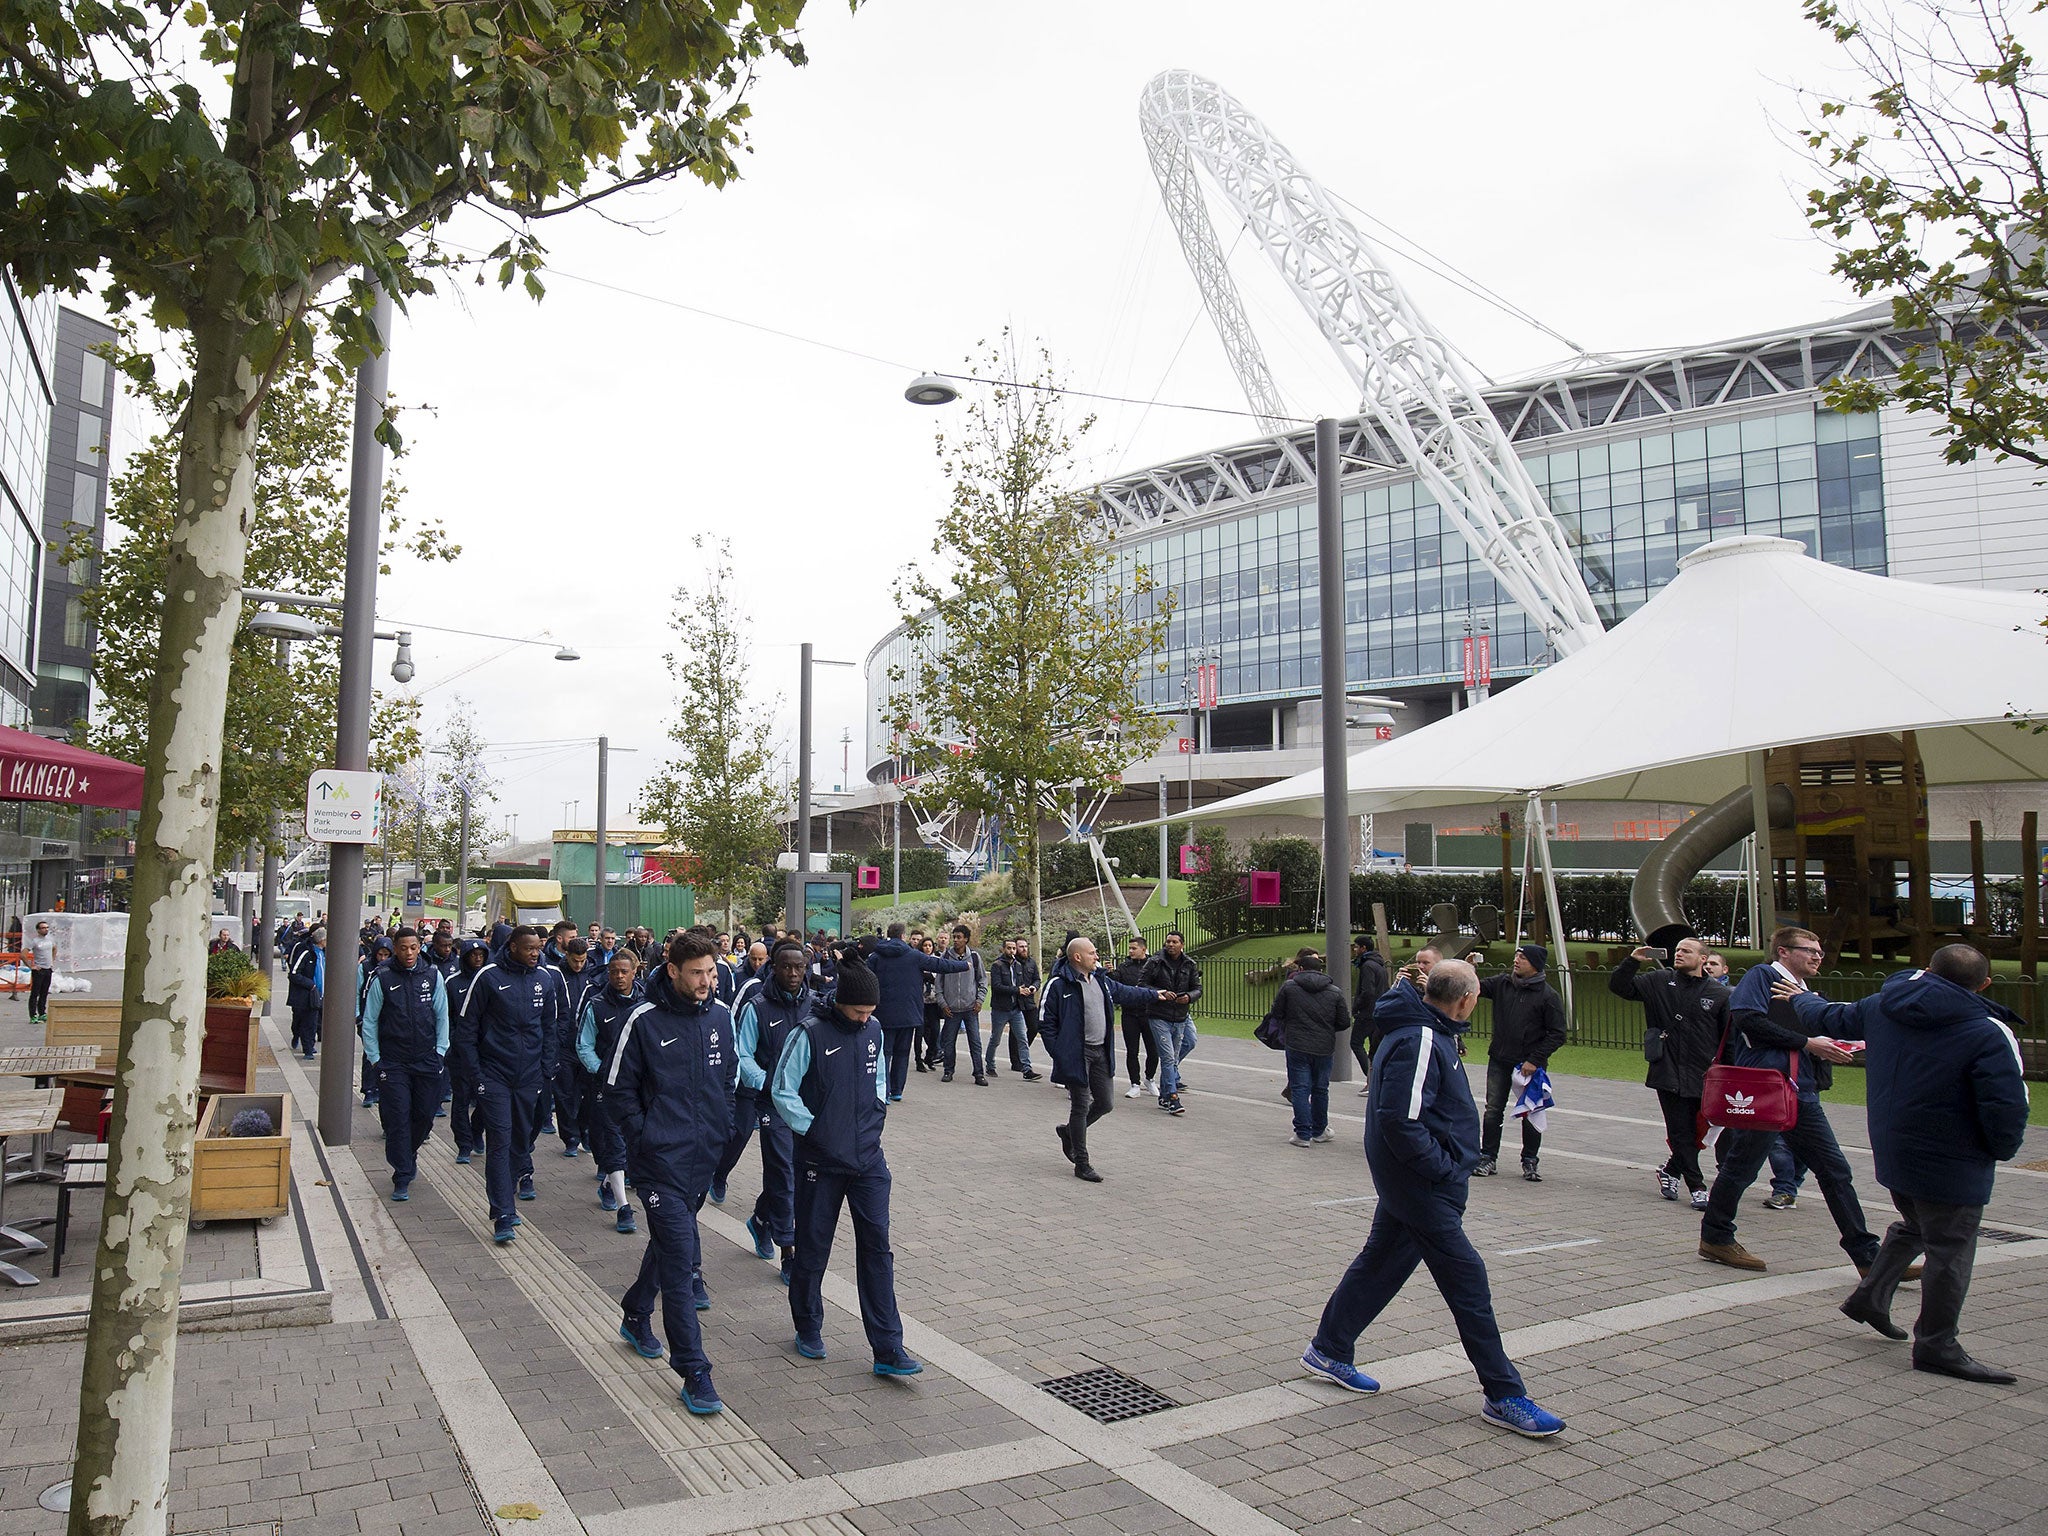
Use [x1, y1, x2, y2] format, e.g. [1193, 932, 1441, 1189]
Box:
[1314, 417, 1356, 1083]
[315, 281, 392, 1146]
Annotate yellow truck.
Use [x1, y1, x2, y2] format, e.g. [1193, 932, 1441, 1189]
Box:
[482, 878, 565, 932]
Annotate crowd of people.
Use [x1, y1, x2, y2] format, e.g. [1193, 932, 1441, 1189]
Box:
[261, 905, 2031, 1431]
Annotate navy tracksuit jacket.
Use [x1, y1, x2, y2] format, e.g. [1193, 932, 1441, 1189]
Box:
[360, 957, 449, 1187]
[714, 975, 809, 1247]
[608, 966, 738, 1380]
[453, 951, 560, 1227]
[770, 995, 903, 1359]
[1311, 981, 1523, 1401]
[575, 978, 644, 1180]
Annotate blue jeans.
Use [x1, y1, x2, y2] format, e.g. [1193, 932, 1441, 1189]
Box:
[1701, 1096, 1878, 1267]
[1768, 1137, 1807, 1197]
[1286, 1049, 1332, 1139]
[1149, 1017, 1197, 1096]
[940, 1010, 984, 1077]
[987, 1007, 1033, 1072]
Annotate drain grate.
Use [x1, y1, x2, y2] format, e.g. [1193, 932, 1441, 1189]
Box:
[1037, 1366, 1178, 1423]
[1980, 1227, 2039, 1245]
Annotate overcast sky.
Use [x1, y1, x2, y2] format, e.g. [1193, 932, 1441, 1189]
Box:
[270, 0, 1873, 848]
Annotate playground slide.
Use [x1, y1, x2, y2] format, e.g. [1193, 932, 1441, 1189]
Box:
[1629, 782, 1794, 945]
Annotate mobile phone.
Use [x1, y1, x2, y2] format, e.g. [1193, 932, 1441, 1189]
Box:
[1649, 947, 1669, 965]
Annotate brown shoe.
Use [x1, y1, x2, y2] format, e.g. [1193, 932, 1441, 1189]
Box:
[1855, 1261, 1924, 1282]
[1699, 1240, 1767, 1271]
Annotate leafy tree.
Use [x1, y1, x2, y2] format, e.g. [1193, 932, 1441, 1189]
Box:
[84, 333, 450, 869]
[886, 337, 1173, 970]
[1800, 0, 2048, 468]
[391, 698, 504, 873]
[637, 536, 784, 931]
[0, 1, 834, 1526]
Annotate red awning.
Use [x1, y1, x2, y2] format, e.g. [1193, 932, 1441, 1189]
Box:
[0, 727, 145, 811]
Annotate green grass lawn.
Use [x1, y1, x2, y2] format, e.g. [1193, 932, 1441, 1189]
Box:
[852, 885, 946, 912]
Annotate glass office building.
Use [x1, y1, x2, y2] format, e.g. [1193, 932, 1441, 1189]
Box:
[0, 274, 56, 717]
[864, 305, 2044, 782]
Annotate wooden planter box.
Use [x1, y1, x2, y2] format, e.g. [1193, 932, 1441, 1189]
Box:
[191, 1091, 291, 1223]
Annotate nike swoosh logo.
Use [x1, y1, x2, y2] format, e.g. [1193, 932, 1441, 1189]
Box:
[824, 1047, 842, 1056]
[659, 1037, 677, 1047]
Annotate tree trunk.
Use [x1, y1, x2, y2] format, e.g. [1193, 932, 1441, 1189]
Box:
[1018, 783, 1043, 975]
[70, 303, 260, 1536]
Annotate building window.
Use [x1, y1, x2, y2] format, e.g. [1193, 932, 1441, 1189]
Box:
[74, 411, 101, 465]
[63, 595, 87, 649]
[79, 350, 108, 406]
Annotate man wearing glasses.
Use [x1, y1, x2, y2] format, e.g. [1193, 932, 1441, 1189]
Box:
[1697, 927, 1885, 1276]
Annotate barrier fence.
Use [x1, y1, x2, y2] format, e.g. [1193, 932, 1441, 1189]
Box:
[1181, 958, 2045, 1072]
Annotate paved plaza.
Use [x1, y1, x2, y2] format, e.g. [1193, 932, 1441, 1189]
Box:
[2, 1006, 2046, 1536]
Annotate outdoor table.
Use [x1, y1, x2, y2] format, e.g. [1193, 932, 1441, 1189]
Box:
[0, 1047, 101, 1184]
[0, 1087, 60, 1285]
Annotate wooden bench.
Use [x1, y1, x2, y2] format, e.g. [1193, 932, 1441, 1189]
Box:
[45, 998, 261, 1099]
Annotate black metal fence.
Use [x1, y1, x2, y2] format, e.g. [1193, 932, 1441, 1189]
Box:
[1182, 957, 2046, 1070]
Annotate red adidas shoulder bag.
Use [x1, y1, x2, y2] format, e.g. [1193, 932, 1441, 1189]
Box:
[1700, 1017, 1799, 1132]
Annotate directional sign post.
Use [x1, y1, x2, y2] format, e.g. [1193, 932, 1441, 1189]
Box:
[306, 769, 384, 845]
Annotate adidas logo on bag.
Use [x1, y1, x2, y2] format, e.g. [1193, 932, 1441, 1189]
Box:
[1724, 1090, 1754, 1116]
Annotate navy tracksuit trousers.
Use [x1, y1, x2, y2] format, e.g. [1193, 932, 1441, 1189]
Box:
[374, 1059, 444, 1187]
[475, 1073, 539, 1226]
[1311, 1184, 1524, 1402]
[583, 1075, 627, 1178]
[449, 1066, 482, 1156]
[883, 1028, 913, 1099]
[790, 1159, 903, 1359]
[622, 1181, 710, 1378]
[713, 1092, 796, 1248]
[550, 1061, 587, 1151]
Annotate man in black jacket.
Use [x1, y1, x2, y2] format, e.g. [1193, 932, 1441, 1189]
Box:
[1610, 938, 1728, 1208]
[1349, 937, 1389, 1090]
[1273, 950, 1348, 1146]
[1474, 945, 1568, 1182]
[1142, 931, 1203, 1116]
[986, 938, 1041, 1079]
[1112, 936, 1158, 1099]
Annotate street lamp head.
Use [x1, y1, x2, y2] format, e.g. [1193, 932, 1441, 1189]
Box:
[389, 631, 416, 685]
[247, 609, 321, 643]
[554, 645, 581, 662]
[904, 373, 960, 407]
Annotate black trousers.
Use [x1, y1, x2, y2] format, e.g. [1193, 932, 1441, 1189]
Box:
[1701, 1096, 1879, 1267]
[1065, 1042, 1115, 1169]
[1849, 1190, 1983, 1355]
[1122, 1014, 1157, 1085]
[1656, 1089, 1706, 1190]
[1480, 1060, 1540, 1161]
[27, 967, 51, 1016]
[918, 1008, 941, 1067]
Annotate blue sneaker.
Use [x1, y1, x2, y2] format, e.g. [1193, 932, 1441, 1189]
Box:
[619, 1315, 663, 1359]
[779, 1256, 792, 1287]
[538, 1120, 556, 1136]
[708, 1179, 727, 1206]
[599, 1185, 620, 1213]
[562, 1142, 581, 1158]
[391, 1183, 410, 1202]
[435, 1105, 448, 1118]
[455, 1151, 472, 1165]
[794, 1333, 827, 1360]
[745, 1215, 774, 1261]
[888, 1094, 903, 1103]
[679, 1370, 724, 1415]
[492, 1221, 516, 1244]
[508, 1213, 522, 1227]
[518, 1175, 537, 1201]
[1482, 1396, 1566, 1438]
[873, 1353, 923, 1378]
[1301, 1347, 1379, 1395]
[615, 1206, 637, 1235]
[691, 1271, 710, 1311]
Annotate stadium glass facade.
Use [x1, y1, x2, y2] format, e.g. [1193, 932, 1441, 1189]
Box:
[0, 274, 56, 714]
[866, 401, 1885, 766]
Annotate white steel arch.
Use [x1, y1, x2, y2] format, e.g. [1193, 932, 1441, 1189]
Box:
[1138, 69, 1606, 654]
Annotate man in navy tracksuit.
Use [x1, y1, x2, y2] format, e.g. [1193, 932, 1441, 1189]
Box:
[550, 939, 604, 1157]
[865, 922, 971, 1101]
[426, 928, 462, 1119]
[712, 943, 807, 1282]
[1302, 961, 1566, 1438]
[286, 926, 326, 1059]
[1838, 947, 2030, 1382]
[452, 926, 559, 1243]
[577, 949, 645, 1235]
[448, 940, 490, 1160]
[769, 957, 922, 1375]
[1698, 926, 1881, 1274]
[607, 932, 737, 1416]
[360, 927, 449, 1200]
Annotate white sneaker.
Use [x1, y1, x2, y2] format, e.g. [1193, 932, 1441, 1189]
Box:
[1125, 1083, 1145, 1099]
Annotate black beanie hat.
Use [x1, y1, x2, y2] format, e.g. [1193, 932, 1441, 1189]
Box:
[833, 959, 880, 1008]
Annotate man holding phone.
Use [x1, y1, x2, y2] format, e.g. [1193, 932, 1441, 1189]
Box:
[1697, 927, 1886, 1276]
[1610, 938, 1728, 1208]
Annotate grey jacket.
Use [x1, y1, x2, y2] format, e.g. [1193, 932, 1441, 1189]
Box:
[935, 947, 986, 1013]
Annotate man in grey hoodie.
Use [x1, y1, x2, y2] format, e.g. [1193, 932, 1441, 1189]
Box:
[936, 925, 990, 1086]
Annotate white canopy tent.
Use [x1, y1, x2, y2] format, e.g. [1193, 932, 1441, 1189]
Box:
[1172, 536, 2048, 1010]
[1196, 536, 2048, 823]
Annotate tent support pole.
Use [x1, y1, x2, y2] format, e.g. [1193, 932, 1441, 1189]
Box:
[1531, 794, 1573, 1022]
[1748, 750, 1778, 948]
